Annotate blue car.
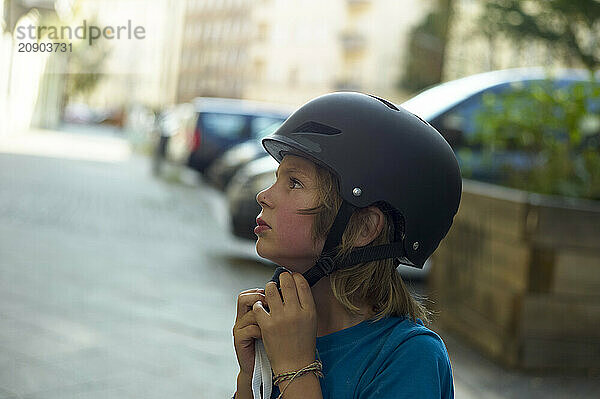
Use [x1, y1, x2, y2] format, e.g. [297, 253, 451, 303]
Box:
[402, 67, 599, 183]
[186, 98, 292, 173]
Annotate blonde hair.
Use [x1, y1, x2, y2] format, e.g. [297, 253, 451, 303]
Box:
[298, 161, 430, 323]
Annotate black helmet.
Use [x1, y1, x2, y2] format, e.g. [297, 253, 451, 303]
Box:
[262, 92, 461, 286]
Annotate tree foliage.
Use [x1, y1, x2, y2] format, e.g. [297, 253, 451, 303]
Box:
[479, 0, 600, 71]
[65, 38, 110, 100]
[401, 0, 453, 92]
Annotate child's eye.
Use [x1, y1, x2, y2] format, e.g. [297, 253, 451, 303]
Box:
[288, 177, 303, 189]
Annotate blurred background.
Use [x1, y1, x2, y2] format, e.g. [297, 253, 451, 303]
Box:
[1, 0, 599, 398]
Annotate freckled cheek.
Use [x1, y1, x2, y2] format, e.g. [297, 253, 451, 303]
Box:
[275, 214, 315, 250]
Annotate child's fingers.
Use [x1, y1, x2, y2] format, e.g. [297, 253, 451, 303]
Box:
[238, 292, 265, 309]
[264, 281, 283, 314]
[236, 292, 266, 321]
[232, 324, 262, 377]
[234, 324, 262, 341]
[252, 300, 270, 326]
[293, 272, 315, 311]
[235, 308, 256, 327]
[279, 272, 300, 308]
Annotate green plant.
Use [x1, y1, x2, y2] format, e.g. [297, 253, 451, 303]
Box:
[64, 23, 110, 100]
[471, 78, 600, 200]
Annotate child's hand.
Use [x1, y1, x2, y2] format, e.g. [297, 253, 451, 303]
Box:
[253, 272, 317, 374]
[233, 288, 266, 378]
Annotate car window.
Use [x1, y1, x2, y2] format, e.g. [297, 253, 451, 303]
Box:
[434, 82, 516, 149]
[200, 113, 248, 139]
[251, 117, 286, 138]
[437, 79, 600, 152]
[434, 94, 483, 148]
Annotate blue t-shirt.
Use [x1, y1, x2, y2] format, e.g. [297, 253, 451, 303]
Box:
[271, 316, 453, 398]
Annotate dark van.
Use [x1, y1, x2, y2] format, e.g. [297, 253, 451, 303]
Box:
[186, 97, 292, 173]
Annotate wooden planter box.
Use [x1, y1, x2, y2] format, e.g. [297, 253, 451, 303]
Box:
[429, 179, 600, 370]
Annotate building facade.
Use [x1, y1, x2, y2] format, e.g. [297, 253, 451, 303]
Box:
[177, 0, 252, 102]
[177, 0, 430, 105]
[80, 0, 186, 109]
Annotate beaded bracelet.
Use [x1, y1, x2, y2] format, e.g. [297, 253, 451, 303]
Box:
[273, 360, 324, 398]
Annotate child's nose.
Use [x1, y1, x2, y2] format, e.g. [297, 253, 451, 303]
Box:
[256, 187, 272, 208]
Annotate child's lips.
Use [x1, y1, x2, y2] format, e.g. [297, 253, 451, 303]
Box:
[254, 225, 271, 235]
[256, 217, 271, 228]
[255, 217, 272, 235]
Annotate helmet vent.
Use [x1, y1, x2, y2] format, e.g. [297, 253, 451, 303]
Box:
[367, 94, 400, 111]
[291, 121, 341, 136]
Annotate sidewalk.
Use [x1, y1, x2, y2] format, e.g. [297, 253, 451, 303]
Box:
[0, 126, 131, 163]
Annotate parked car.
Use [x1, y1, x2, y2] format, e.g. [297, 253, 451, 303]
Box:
[402, 67, 598, 183]
[151, 103, 196, 175]
[205, 120, 284, 190]
[185, 97, 293, 173]
[63, 103, 107, 124]
[225, 68, 598, 278]
[226, 155, 278, 240]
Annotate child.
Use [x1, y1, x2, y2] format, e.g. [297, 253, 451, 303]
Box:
[232, 92, 461, 399]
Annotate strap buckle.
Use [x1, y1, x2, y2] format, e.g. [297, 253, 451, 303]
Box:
[315, 256, 336, 276]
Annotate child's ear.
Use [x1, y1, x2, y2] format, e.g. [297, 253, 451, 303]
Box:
[354, 206, 385, 247]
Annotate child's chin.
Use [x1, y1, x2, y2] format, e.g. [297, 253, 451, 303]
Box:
[255, 245, 286, 267]
[255, 240, 272, 261]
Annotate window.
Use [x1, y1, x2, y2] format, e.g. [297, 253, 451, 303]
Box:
[251, 117, 286, 138]
[200, 113, 248, 139]
[434, 83, 514, 149]
[435, 94, 482, 149]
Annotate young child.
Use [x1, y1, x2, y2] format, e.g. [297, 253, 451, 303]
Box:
[232, 92, 462, 399]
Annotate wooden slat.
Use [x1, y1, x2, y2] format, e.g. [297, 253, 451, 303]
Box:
[552, 249, 600, 296]
[438, 304, 519, 367]
[457, 191, 528, 243]
[519, 294, 600, 340]
[437, 226, 531, 292]
[479, 238, 530, 292]
[433, 272, 522, 333]
[527, 247, 555, 294]
[464, 279, 520, 334]
[528, 200, 600, 250]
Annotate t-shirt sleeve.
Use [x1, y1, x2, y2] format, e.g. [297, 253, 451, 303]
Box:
[359, 333, 454, 399]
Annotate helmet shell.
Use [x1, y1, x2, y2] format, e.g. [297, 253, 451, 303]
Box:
[262, 92, 461, 267]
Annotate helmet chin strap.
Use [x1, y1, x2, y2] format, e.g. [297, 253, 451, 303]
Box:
[268, 200, 411, 289]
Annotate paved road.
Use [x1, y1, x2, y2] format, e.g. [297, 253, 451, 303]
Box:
[0, 128, 598, 398]
[0, 128, 272, 398]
